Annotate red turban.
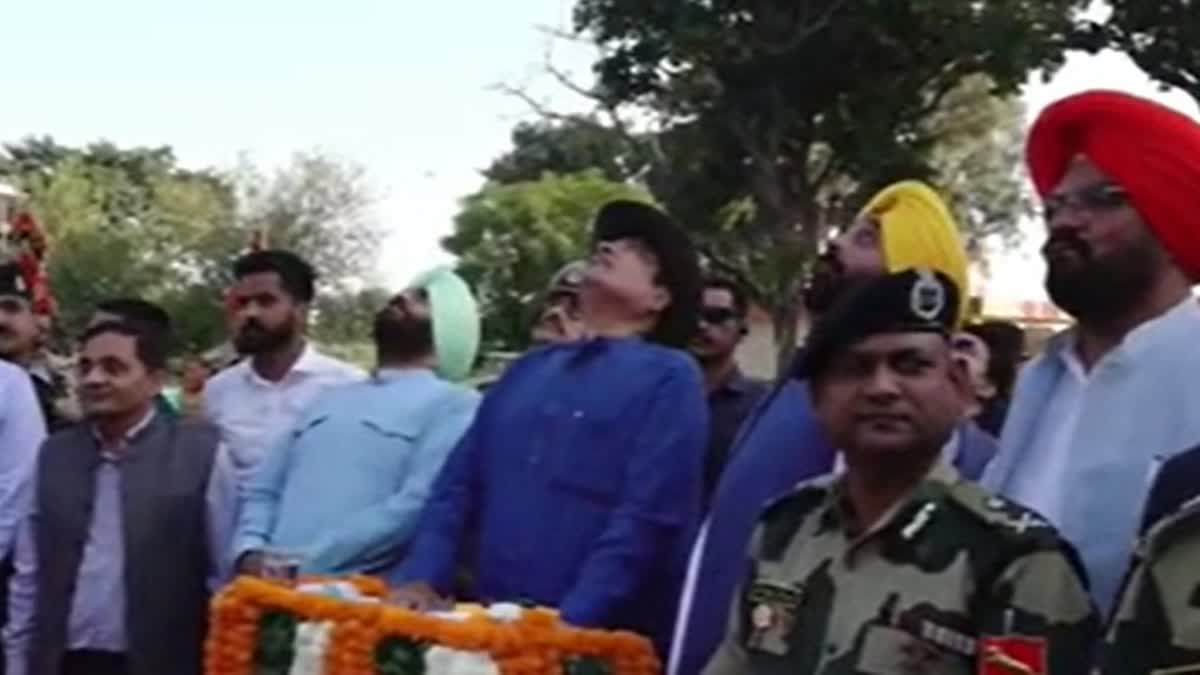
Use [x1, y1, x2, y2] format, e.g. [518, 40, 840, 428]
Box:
[1027, 90, 1200, 279]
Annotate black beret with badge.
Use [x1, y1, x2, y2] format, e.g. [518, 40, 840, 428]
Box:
[592, 200, 701, 349]
[797, 268, 961, 380]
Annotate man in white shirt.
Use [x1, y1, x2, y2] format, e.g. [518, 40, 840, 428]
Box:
[983, 90, 1200, 614]
[0, 361, 44, 562]
[204, 250, 362, 488]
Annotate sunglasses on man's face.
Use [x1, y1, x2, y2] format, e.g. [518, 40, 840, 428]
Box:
[699, 307, 739, 325]
[1042, 183, 1129, 222]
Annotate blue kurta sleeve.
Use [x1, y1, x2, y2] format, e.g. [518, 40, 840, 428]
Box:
[388, 412, 483, 592]
[559, 364, 708, 625]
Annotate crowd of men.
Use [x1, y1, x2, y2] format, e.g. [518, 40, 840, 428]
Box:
[0, 87, 1197, 675]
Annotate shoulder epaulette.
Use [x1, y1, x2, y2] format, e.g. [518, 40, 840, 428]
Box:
[760, 475, 834, 522]
[757, 477, 833, 560]
[1145, 496, 1200, 558]
[942, 481, 1056, 543]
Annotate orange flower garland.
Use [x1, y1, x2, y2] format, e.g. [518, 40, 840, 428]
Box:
[206, 577, 660, 675]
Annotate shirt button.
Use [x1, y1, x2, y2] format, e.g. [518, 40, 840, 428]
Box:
[572, 410, 584, 419]
[529, 455, 541, 466]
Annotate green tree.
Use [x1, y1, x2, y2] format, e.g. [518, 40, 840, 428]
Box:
[569, 0, 1082, 364]
[232, 150, 383, 286]
[1, 139, 383, 355]
[312, 286, 391, 347]
[484, 117, 645, 184]
[443, 170, 651, 351]
[2, 142, 237, 349]
[1078, 2, 1200, 98]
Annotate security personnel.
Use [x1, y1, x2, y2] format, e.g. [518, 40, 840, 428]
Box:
[702, 269, 1098, 675]
[1097, 442, 1200, 675]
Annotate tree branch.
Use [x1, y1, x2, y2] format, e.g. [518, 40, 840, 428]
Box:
[698, 243, 766, 301]
[753, 0, 852, 55]
[490, 82, 581, 123]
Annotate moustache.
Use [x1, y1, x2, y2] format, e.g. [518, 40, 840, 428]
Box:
[1042, 232, 1091, 261]
[239, 320, 267, 335]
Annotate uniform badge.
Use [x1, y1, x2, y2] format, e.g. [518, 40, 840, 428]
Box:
[977, 636, 1046, 675]
[909, 268, 945, 321]
[744, 581, 804, 656]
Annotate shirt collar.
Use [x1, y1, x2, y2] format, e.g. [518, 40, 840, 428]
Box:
[819, 457, 960, 539]
[717, 368, 753, 394]
[374, 367, 436, 384]
[91, 408, 157, 461]
[241, 342, 322, 385]
[1047, 295, 1199, 373]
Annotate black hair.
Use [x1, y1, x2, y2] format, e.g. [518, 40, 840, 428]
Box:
[95, 298, 171, 334]
[965, 320, 1026, 399]
[233, 250, 317, 303]
[80, 320, 169, 372]
[704, 277, 750, 318]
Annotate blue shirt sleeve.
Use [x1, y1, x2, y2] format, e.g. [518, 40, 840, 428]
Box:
[559, 363, 708, 625]
[388, 408, 484, 592]
[305, 392, 479, 573]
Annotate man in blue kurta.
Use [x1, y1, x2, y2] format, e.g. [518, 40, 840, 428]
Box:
[390, 200, 708, 655]
[669, 181, 995, 675]
[232, 267, 481, 576]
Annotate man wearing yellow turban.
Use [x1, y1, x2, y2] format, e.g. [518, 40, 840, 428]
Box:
[670, 180, 993, 675]
[805, 180, 970, 326]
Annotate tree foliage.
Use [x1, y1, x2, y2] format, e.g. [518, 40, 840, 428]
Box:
[563, 0, 1082, 363]
[443, 171, 651, 351]
[0, 138, 382, 355]
[1079, 2, 1200, 98]
[483, 118, 644, 184]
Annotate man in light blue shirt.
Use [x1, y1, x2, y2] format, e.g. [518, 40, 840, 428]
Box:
[233, 267, 481, 576]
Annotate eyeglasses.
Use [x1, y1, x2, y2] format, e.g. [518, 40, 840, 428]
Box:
[699, 307, 739, 325]
[1042, 183, 1129, 222]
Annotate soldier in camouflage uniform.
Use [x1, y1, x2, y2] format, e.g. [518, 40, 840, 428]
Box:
[702, 269, 1099, 675]
[1097, 443, 1200, 675]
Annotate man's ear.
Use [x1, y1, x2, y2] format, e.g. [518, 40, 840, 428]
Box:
[948, 355, 975, 402]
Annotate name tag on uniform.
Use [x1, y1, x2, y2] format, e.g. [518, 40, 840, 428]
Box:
[744, 580, 804, 656]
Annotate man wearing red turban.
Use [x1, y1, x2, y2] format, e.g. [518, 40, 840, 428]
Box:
[983, 91, 1200, 618]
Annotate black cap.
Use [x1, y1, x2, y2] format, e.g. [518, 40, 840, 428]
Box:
[592, 200, 701, 349]
[0, 264, 31, 302]
[797, 268, 960, 379]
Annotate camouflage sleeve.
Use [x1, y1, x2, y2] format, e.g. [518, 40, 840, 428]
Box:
[1099, 545, 1200, 675]
[979, 544, 1100, 675]
[700, 556, 754, 675]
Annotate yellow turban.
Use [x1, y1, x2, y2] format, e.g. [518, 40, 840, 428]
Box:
[859, 180, 970, 326]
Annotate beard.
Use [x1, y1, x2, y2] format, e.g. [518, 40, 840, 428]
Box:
[373, 310, 434, 362]
[804, 252, 869, 316]
[234, 319, 295, 355]
[1044, 229, 1165, 324]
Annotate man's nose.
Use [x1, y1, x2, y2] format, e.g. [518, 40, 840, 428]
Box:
[1046, 198, 1088, 235]
[862, 366, 902, 398]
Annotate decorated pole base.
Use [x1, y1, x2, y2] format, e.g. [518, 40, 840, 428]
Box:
[205, 577, 660, 675]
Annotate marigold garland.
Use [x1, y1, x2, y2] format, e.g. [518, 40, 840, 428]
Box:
[206, 577, 659, 675]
